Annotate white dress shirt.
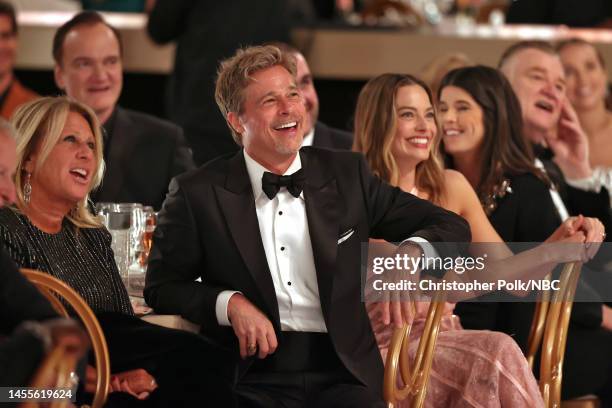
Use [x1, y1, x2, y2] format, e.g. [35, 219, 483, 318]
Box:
[216, 150, 327, 332]
[215, 150, 438, 330]
[301, 128, 314, 147]
[535, 159, 570, 221]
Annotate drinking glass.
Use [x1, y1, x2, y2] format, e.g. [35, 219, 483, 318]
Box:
[103, 205, 131, 286]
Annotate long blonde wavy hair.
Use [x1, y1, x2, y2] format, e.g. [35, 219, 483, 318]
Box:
[353, 73, 446, 204]
[12, 96, 104, 228]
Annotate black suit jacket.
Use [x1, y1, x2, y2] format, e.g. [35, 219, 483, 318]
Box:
[312, 121, 353, 150]
[91, 107, 196, 210]
[0, 244, 57, 385]
[535, 148, 611, 231]
[145, 147, 470, 395]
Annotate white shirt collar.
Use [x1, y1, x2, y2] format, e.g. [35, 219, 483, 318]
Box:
[243, 150, 303, 202]
[301, 128, 315, 147]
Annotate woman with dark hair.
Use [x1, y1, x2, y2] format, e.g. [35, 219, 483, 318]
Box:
[353, 72, 604, 407]
[439, 65, 612, 401]
[558, 38, 612, 205]
[438, 65, 553, 220]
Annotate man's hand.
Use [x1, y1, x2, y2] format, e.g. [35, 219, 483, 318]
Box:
[375, 300, 415, 328]
[374, 241, 422, 328]
[548, 99, 592, 180]
[227, 293, 278, 359]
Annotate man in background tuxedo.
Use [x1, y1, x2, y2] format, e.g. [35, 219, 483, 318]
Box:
[145, 45, 470, 407]
[273, 42, 353, 150]
[53, 11, 195, 210]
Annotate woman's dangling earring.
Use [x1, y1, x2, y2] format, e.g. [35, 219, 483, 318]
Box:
[23, 172, 32, 204]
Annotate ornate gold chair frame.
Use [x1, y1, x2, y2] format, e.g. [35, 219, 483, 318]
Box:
[383, 291, 446, 408]
[526, 262, 600, 408]
[20, 268, 110, 408]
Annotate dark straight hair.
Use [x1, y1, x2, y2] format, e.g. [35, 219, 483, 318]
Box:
[53, 11, 123, 65]
[438, 65, 550, 202]
[0, 1, 17, 34]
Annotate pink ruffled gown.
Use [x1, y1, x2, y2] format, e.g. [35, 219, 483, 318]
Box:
[368, 303, 544, 407]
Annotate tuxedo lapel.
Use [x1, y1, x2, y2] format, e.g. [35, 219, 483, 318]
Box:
[312, 122, 332, 149]
[99, 107, 138, 200]
[301, 150, 341, 319]
[214, 152, 280, 325]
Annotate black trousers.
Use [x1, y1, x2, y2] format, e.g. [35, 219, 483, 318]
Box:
[88, 312, 230, 407]
[234, 332, 384, 408]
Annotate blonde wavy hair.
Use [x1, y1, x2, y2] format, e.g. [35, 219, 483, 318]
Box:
[12, 96, 104, 228]
[353, 73, 446, 204]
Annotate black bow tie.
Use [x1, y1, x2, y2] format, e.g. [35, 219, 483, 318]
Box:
[261, 169, 305, 199]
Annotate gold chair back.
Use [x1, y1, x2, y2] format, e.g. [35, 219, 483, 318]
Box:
[527, 262, 589, 407]
[526, 273, 551, 370]
[22, 344, 78, 408]
[383, 291, 446, 408]
[20, 268, 110, 408]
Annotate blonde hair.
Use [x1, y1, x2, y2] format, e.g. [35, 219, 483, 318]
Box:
[12, 96, 104, 228]
[353, 73, 445, 204]
[215, 45, 297, 145]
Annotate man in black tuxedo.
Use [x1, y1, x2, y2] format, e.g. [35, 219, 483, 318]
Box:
[53, 11, 195, 210]
[144, 45, 470, 407]
[273, 43, 353, 150]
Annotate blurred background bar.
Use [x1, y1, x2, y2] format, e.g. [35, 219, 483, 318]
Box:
[16, 11, 173, 73]
[15, 10, 612, 79]
[11, 2, 612, 130]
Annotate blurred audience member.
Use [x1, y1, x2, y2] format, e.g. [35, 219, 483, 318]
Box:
[499, 41, 611, 228]
[53, 11, 195, 210]
[0, 1, 38, 119]
[418, 52, 473, 102]
[0, 118, 88, 387]
[0, 96, 223, 405]
[558, 38, 612, 205]
[274, 42, 353, 150]
[147, 1, 309, 165]
[507, 0, 612, 28]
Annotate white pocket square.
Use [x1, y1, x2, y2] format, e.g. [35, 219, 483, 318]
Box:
[337, 229, 355, 245]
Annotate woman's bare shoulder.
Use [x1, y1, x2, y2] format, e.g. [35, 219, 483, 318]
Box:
[443, 169, 472, 195]
[442, 169, 480, 214]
